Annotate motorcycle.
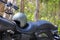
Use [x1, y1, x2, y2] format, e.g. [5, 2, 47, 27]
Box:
[0, 0, 59, 40]
[0, 17, 58, 40]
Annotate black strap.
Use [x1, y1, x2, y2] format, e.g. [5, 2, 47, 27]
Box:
[0, 0, 7, 4]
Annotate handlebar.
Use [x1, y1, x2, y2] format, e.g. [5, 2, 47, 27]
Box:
[0, 0, 19, 10]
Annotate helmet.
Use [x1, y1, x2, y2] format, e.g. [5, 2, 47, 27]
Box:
[12, 12, 27, 27]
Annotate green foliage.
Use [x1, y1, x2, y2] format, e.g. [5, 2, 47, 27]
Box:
[16, 0, 60, 33]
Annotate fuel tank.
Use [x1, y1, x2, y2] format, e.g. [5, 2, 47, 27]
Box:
[0, 17, 15, 31]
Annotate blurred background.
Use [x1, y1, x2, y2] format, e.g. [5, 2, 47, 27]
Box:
[0, 0, 60, 34]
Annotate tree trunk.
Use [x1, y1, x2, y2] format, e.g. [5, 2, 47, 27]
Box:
[34, 0, 40, 21]
[58, 0, 60, 20]
[20, 0, 24, 13]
